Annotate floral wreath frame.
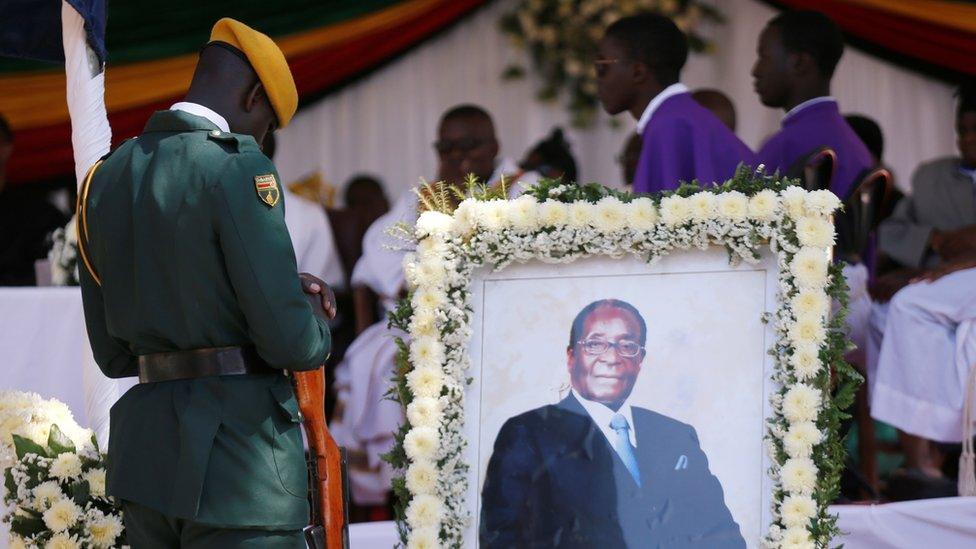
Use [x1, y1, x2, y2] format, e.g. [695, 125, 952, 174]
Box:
[384, 169, 859, 549]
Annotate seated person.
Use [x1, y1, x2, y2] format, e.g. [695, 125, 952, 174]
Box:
[868, 84, 976, 479]
[344, 173, 390, 230]
[596, 14, 754, 193]
[752, 10, 872, 199]
[520, 127, 578, 184]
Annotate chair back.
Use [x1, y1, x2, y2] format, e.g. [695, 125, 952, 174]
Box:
[836, 167, 892, 262]
[786, 146, 837, 192]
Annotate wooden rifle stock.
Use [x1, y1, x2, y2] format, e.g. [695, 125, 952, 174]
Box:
[292, 367, 349, 549]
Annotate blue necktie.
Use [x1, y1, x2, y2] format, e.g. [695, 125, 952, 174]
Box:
[610, 413, 641, 487]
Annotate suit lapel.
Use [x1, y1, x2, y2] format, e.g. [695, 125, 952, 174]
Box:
[558, 395, 644, 490]
[941, 163, 976, 224]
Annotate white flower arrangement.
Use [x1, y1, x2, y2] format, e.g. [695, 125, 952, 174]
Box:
[47, 216, 80, 287]
[1, 391, 124, 548]
[499, 0, 721, 127]
[385, 171, 856, 548]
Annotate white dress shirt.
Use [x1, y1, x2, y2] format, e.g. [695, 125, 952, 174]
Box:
[571, 389, 638, 447]
[170, 102, 230, 133]
[635, 82, 690, 136]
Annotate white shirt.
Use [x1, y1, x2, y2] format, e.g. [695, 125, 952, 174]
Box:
[636, 82, 689, 136]
[783, 96, 836, 122]
[282, 188, 345, 290]
[571, 389, 638, 447]
[170, 102, 230, 133]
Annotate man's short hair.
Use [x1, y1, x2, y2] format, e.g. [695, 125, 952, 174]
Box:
[568, 299, 647, 349]
[0, 113, 12, 144]
[767, 10, 844, 78]
[958, 81, 976, 121]
[844, 114, 883, 161]
[440, 104, 494, 127]
[605, 13, 688, 86]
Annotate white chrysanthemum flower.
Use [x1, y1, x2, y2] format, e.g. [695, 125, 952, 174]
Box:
[404, 426, 440, 462]
[781, 457, 818, 494]
[791, 289, 829, 319]
[784, 421, 823, 458]
[407, 526, 441, 549]
[689, 192, 717, 221]
[781, 525, 814, 548]
[403, 260, 421, 290]
[49, 453, 83, 481]
[790, 248, 829, 289]
[479, 200, 507, 231]
[592, 196, 628, 232]
[783, 384, 822, 424]
[781, 186, 808, 220]
[804, 189, 841, 217]
[567, 201, 594, 228]
[410, 337, 445, 370]
[789, 314, 827, 346]
[33, 480, 62, 509]
[412, 288, 448, 311]
[538, 200, 569, 227]
[781, 494, 817, 527]
[790, 343, 822, 381]
[409, 309, 438, 339]
[406, 367, 444, 399]
[42, 498, 81, 532]
[45, 533, 81, 549]
[415, 211, 454, 236]
[415, 259, 447, 289]
[405, 460, 438, 495]
[506, 196, 540, 232]
[88, 513, 124, 548]
[84, 468, 107, 498]
[8, 535, 28, 549]
[628, 197, 658, 230]
[748, 189, 779, 221]
[452, 199, 478, 235]
[660, 195, 691, 226]
[717, 191, 749, 221]
[795, 216, 835, 248]
[407, 397, 443, 429]
[406, 494, 444, 529]
[416, 236, 448, 259]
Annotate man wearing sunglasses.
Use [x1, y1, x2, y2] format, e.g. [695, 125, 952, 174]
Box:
[481, 299, 743, 548]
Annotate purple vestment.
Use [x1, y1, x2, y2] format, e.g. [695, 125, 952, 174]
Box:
[632, 93, 756, 193]
[757, 99, 873, 199]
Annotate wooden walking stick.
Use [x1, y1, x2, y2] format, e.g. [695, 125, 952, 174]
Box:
[292, 367, 350, 549]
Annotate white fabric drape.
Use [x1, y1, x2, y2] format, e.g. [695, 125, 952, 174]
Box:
[62, 0, 124, 450]
[276, 0, 957, 201]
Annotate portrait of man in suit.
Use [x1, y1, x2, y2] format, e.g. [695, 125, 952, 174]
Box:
[479, 298, 745, 548]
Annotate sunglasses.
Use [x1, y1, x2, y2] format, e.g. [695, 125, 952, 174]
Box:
[433, 137, 489, 155]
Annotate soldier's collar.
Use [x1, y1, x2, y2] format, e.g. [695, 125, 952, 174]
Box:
[143, 109, 222, 134]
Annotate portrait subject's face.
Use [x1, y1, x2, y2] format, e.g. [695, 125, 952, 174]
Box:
[568, 306, 646, 408]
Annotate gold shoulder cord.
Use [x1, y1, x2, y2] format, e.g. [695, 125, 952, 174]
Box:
[76, 160, 104, 286]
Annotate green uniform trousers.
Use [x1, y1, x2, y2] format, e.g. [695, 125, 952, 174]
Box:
[122, 501, 306, 548]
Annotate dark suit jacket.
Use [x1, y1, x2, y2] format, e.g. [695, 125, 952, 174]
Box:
[480, 394, 745, 548]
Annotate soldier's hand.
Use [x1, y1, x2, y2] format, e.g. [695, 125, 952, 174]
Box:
[299, 273, 337, 319]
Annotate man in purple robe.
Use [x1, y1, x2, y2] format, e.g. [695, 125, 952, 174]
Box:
[752, 10, 873, 199]
[597, 14, 755, 194]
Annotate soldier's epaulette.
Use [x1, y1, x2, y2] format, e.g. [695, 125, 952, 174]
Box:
[206, 129, 261, 154]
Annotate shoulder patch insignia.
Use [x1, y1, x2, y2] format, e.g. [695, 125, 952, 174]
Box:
[254, 174, 280, 207]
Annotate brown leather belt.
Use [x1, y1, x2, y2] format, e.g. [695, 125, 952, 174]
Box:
[137, 346, 278, 384]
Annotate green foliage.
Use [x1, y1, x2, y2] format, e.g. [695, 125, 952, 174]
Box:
[12, 434, 47, 460]
[47, 424, 76, 456]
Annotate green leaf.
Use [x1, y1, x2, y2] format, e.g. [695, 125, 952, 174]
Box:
[12, 434, 47, 460]
[71, 479, 91, 505]
[10, 513, 46, 537]
[4, 467, 16, 499]
[47, 424, 76, 456]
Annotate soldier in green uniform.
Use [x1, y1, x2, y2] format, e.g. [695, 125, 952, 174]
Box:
[77, 19, 333, 548]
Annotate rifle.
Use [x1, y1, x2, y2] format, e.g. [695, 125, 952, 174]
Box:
[291, 367, 350, 549]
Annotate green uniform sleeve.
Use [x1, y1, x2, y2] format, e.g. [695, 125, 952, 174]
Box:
[211, 151, 331, 371]
[79, 263, 138, 378]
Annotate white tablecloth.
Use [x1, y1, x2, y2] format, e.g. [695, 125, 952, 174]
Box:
[1, 287, 93, 422]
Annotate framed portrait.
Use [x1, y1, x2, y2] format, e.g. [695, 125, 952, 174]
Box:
[387, 174, 856, 549]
